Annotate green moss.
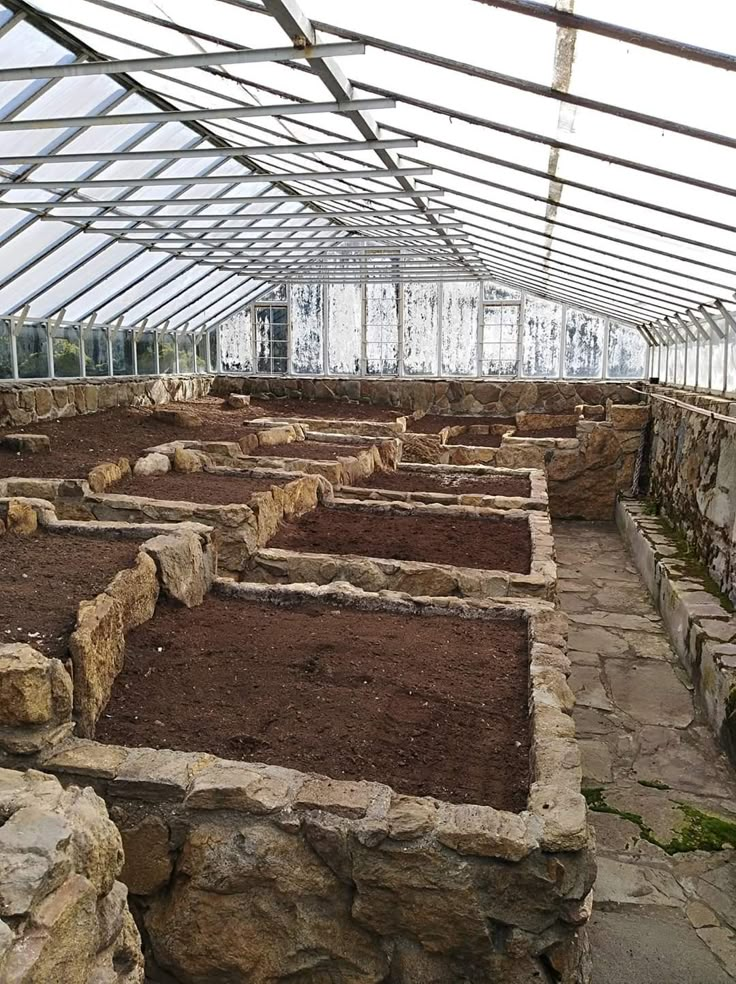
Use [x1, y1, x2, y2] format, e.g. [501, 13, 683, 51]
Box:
[638, 779, 671, 790]
[583, 787, 736, 854]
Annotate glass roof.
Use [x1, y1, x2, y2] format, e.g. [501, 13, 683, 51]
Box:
[0, 0, 731, 337]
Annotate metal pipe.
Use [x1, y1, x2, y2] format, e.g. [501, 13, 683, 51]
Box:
[79, 208, 454, 225]
[0, 41, 366, 82]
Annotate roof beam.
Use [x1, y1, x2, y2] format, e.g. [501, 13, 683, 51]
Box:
[0, 166, 432, 191]
[0, 96, 395, 132]
[468, 0, 736, 73]
[0, 40, 365, 82]
[0, 136, 416, 163]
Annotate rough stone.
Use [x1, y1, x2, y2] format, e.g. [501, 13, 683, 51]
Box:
[6, 498, 38, 533]
[143, 529, 212, 607]
[227, 392, 251, 408]
[172, 445, 205, 473]
[133, 451, 171, 476]
[88, 458, 130, 493]
[104, 550, 159, 632]
[69, 593, 125, 738]
[1, 433, 50, 453]
[120, 815, 173, 896]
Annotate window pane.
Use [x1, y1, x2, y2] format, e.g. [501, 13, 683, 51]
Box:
[522, 297, 562, 377]
[328, 283, 361, 374]
[158, 333, 176, 374]
[16, 322, 49, 379]
[83, 327, 109, 377]
[112, 330, 135, 375]
[0, 319, 12, 379]
[607, 323, 648, 379]
[564, 308, 604, 378]
[484, 281, 521, 302]
[482, 304, 519, 376]
[209, 331, 218, 372]
[291, 284, 323, 374]
[403, 282, 439, 375]
[178, 335, 194, 373]
[52, 324, 81, 378]
[136, 332, 156, 374]
[195, 335, 208, 373]
[365, 282, 399, 375]
[442, 282, 478, 375]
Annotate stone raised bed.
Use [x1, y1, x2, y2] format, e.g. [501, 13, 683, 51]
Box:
[617, 499, 736, 766]
[0, 464, 329, 573]
[0, 496, 215, 743]
[249, 413, 407, 438]
[336, 462, 549, 511]
[7, 579, 593, 984]
[252, 499, 556, 600]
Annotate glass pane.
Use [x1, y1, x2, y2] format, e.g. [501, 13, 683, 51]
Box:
[0, 319, 12, 379]
[484, 281, 522, 302]
[209, 330, 218, 371]
[52, 324, 81, 378]
[158, 333, 176, 374]
[136, 332, 156, 374]
[607, 323, 648, 379]
[291, 285, 323, 374]
[564, 308, 605, 378]
[328, 283, 361, 374]
[403, 282, 439, 375]
[482, 304, 519, 376]
[220, 309, 253, 372]
[16, 322, 49, 379]
[522, 297, 562, 377]
[112, 330, 135, 375]
[195, 335, 208, 373]
[178, 334, 194, 373]
[83, 327, 109, 376]
[442, 282, 478, 375]
[365, 281, 399, 376]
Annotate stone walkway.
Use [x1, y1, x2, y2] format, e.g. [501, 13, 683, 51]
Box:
[555, 521, 736, 984]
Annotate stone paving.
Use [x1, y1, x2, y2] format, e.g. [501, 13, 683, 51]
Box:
[555, 521, 736, 984]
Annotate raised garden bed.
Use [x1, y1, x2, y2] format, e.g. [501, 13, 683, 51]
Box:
[111, 470, 289, 504]
[98, 591, 530, 809]
[349, 467, 530, 498]
[249, 397, 404, 422]
[254, 440, 367, 461]
[256, 500, 556, 599]
[0, 398, 261, 479]
[16, 579, 590, 984]
[408, 414, 514, 434]
[446, 431, 503, 447]
[1, 527, 139, 660]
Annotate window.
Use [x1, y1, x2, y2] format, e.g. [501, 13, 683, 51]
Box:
[0, 319, 12, 379]
[403, 282, 439, 375]
[482, 302, 520, 376]
[255, 304, 288, 374]
[52, 324, 82, 378]
[522, 297, 562, 377]
[158, 332, 176, 374]
[607, 323, 647, 380]
[178, 334, 194, 373]
[83, 326, 109, 377]
[195, 334, 208, 373]
[208, 330, 218, 372]
[16, 322, 49, 379]
[290, 284, 323, 374]
[564, 308, 604, 378]
[365, 282, 399, 375]
[136, 332, 157, 374]
[112, 330, 135, 375]
[327, 284, 361, 374]
[220, 310, 253, 373]
[442, 282, 479, 376]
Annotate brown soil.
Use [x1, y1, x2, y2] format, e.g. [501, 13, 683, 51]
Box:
[97, 595, 530, 809]
[447, 432, 503, 448]
[1, 531, 140, 660]
[271, 505, 531, 573]
[253, 397, 402, 421]
[354, 469, 531, 498]
[253, 441, 367, 461]
[0, 399, 267, 479]
[409, 414, 514, 434]
[515, 427, 578, 439]
[111, 471, 289, 505]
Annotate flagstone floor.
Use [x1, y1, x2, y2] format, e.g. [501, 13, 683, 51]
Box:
[555, 521, 736, 983]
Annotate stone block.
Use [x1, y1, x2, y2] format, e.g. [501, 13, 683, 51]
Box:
[226, 393, 251, 408]
[294, 777, 379, 818]
[0, 644, 72, 755]
[1, 433, 50, 453]
[87, 458, 130, 493]
[172, 445, 205, 473]
[104, 550, 159, 632]
[185, 762, 295, 814]
[120, 816, 172, 896]
[152, 407, 201, 428]
[143, 529, 213, 607]
[133, 451, 171, 476]
[256, 424, 298, 447]
[436, 804, 537, 860]
[6, 498, 37, 533]
[69, 593, 125, 738]
[607, 401, 650, 429]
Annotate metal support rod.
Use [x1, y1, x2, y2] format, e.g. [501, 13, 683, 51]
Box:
[0, 137, 417, 165]
[0, 41, 366, 82]
[0, 97, 396, 132]
[80, 207, 455, 226]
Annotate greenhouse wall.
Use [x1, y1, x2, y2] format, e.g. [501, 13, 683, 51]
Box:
[217, 280, 648, 383]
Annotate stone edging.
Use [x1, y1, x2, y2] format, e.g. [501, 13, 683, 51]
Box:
[336, 462, 548, 511]
[254, 500, 556, 600]
[616, 499, 736, 765]
[249, 413, 407, 437]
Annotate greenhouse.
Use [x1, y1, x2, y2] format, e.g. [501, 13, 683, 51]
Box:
[0, 2, 735, 983]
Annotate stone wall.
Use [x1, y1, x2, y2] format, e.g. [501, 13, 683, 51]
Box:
[0, 375, 213, 428]
[647, 386, 736, 604]
[0, 767, 144, 983]
[217, 374, 642, 414]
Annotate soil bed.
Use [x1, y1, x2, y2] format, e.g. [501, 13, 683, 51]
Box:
[1, 531, 140, 659]
[97, 595, 530, 809]
[447, 432, 503, 448]
[515, 427, 577, 439]
[354, 469, 531, 498]
[0, 399, 265, 479]
[254, 441, 368, 461]
[253, 398, 402, 421]
[409, 415, 514, 434]
[271, 505, 531, 572]
[111, 471, 289, 505]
